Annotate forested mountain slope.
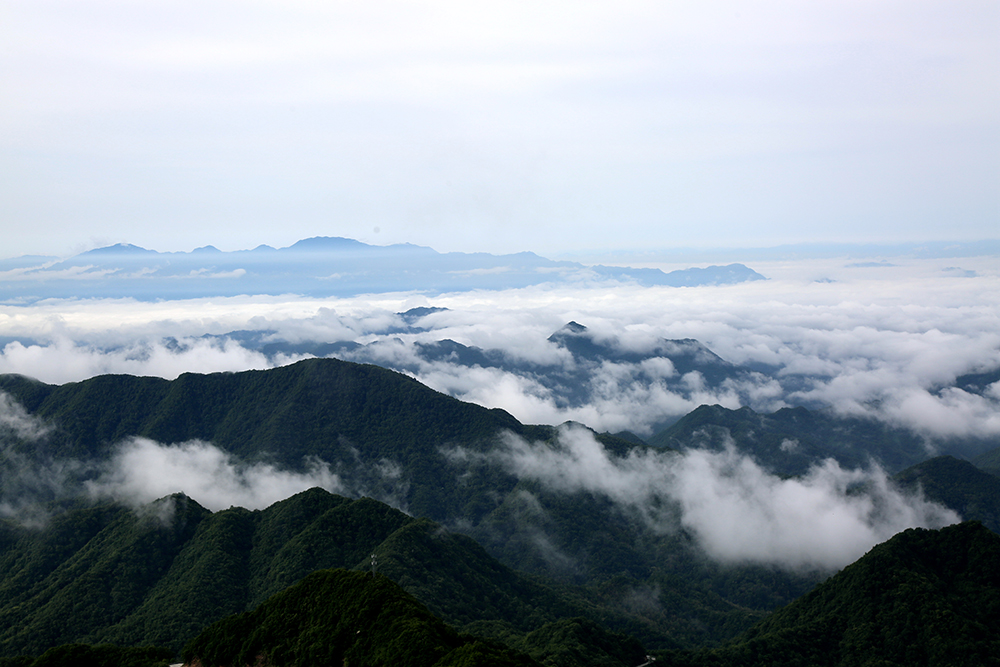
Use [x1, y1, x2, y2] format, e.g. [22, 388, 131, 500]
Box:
[1, 358, 989, 659]
[894, 456, 1000, 534]
[0, 358, 546, 521]
[665, 521, 1000, 666]
[182, 568, 540, 667]
[0, 490, 673, 658]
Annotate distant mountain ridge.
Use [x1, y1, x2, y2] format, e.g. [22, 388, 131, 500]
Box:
[0, 237, 765, 302]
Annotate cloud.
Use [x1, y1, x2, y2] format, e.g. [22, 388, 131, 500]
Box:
[462, 425, 960, 570]
[0, 391, 51, 441]
[0, 337, 281, 385]
[0, 387, 408, 522]
[0, 258, 997, 439]
[85, 437, 346, 512]
[0, 394, 76, 527]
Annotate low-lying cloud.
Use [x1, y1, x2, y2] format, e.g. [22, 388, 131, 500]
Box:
[85, 438, 347, 512]
[458, 425, 960, 570]
[0, 391, 51, 441]
[0, 337, 283, 385]
[0, 389, 407, 522]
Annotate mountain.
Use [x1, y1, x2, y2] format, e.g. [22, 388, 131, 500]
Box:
[665, 521, 1000, 666]
[0, 357, 539, 521]
[972, 446, 1000, 477]
[3, 357, 989, 657]
[0, 237, 766, 303]
[2, 644, 173, 667]
[0, 359, 821, 652]
[185, 568, 651, 667]
[316, 320, 777, 433]
[0, 489, 669, 660]
[182, 568, 539, 667]
[649, 403, 996, 476]
[893, 456, 1000, 534]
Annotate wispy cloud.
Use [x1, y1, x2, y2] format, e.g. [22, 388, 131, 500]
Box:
[454, 425, 960, 570]
[85, 437, 345, 511]
[0, 389, 407, 522]
[0, 337, 281, 385]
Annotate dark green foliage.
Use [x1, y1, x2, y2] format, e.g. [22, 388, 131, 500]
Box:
[516, 618, 648, 667]
[5, 360, 998, 663]
[0, 490, 416, 655]
[894, 456, 1000, 533]
[972, 446, 1000, 478]
[469, 481, 816, 648]
[668, 522, 1000, 666]
[0, 504, 124, 607]
[97, 501, 256, 649]
[0, 659, 32, 667]
[249, 495, 412, 605]
[377, 518, 562, 628]
[183, 569, 539, 667]
[28, 644, 172, 667]
[0, 360, 821, 653]
[0, 496, 207, 656]
[0, 489, 663, 660]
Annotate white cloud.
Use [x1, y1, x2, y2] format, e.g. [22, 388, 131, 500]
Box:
[468, 425, 960, 570]
[0, 258, 997, 439]
[0, 337, 278, 385]
[85, 437, 345, 512]
[0, 391, 51, 440]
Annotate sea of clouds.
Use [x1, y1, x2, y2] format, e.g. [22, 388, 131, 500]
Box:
[0, 256, 996, 568]
[1, 257, 997, 438]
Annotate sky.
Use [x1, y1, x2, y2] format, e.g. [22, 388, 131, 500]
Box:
[2, 0, 997, 260]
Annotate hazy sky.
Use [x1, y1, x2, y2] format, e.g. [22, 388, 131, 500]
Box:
[2, 1, 998, 259]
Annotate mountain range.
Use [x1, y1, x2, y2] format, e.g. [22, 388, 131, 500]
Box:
[0, 356, 998, 665]
[0, 237, 765, 303]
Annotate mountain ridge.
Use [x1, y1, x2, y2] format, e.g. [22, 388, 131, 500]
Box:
[0, 237, 766, 303]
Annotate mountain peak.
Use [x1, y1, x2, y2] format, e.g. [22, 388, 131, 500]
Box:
[550, 321, 588, 338]
[286, 236, 370, 251]
[78, 243, 155, 256]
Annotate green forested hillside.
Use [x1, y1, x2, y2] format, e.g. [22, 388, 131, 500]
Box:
[972, 446, 1000, 477]
[0, 644, 172, 667]
[893, 456, 1000, 534]
[0, 490, 675, 660]
[0, 359, 535, 521]
[468, 480, 817, 646]
[182, 569, 539, 667]
[3, 360, 996, 664]
[16, 522, 992, 667]
[664, 521, 1000, 667]
[0, 360, 817, 652]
